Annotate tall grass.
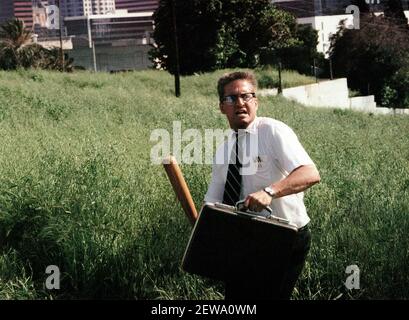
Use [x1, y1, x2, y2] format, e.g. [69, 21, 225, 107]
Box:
[255, 66, 316, 89]
[0, 69, 408, 299]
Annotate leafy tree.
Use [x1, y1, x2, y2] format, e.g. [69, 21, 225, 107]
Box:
[0, 18, 73, 72]
[263, 23, 321, 76]
[41, 48, 74, 72]
[150, 0, 222, 75]
[217, 1, 299, 68]
[381, 62, 409, 108]
[383, 0, 408, 26]
[150, 0, 300, 75]
[329, 14, 409, 107]
[0, 18, 38, 69]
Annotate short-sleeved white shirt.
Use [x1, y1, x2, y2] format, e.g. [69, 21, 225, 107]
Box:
[204, 116, 315, 228]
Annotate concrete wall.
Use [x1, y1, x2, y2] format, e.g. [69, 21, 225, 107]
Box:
[67, 43, 152, 71]
[370, 108, 409, 115]
[282, 78, 350, 109]
[36, 37, 73, 50]
[258, 78, 409, 115]
[349, 95, 377, 112]
[390, 108, 409, 115]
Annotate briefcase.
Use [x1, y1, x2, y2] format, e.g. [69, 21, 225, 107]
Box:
[181, 202, 299, 283]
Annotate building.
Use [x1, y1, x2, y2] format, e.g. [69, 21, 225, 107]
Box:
[33, 0, 119, 39]
[11, 1, 33, 28]
[0, 0, 34, 29]
[0, 1, 72, 49]
[115, 0, 158, 13]
[57, 0, 116, 17]
[297, 14, 354, 55]
[272, 0, 407, 17]
[273, 0, 409, 56]
[64, 11, 154, 71]
[33, 1, 54, 36]
[64, 11, 153, 44]
[0, 1, 155, 70]
[0, 1, 15, 25]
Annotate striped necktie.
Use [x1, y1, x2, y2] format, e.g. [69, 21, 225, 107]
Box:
[223, 132, 242, 206]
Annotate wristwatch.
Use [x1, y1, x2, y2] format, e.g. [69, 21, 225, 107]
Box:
[264, 186, 277, 199]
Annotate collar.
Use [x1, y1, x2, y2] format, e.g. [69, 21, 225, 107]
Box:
[228, 117, 259, 139]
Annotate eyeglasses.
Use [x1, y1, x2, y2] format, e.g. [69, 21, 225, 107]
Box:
[221, 92, 256, 105]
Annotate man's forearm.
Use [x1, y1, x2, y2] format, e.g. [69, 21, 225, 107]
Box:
[244, 164, 320, 211]
[271, 164, 320, 198]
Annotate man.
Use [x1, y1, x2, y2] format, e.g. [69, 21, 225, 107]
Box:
[204, 71, 320, 299]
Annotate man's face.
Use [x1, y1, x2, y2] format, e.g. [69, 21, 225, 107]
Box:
[220, 79, 258, 130]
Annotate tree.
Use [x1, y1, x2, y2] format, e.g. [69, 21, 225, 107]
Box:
[265, 23, 321, 76]
[41, 48, 74, 72]
[216, 1, 299, 68]
[381, 62, 409, 108]
[383, 0, 408, 26]
[329, 14, 409, 107]
[0, 18, 74, 72]
[0, 18, 37, 69]
[150, 0, 300, 75]
[150, 0, 222, 75]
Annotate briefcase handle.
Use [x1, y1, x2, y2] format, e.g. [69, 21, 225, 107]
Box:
[213, 201, 292, 225]
[235, 200, 273, 214]
[235, 200, 292, 224]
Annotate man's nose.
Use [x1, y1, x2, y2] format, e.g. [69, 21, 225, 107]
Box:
[234, 96, 245, 106]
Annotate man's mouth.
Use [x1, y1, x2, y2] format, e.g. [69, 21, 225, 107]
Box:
[236, 110, 248, 115]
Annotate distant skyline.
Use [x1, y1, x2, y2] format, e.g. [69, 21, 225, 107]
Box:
[115, 0, 158, 13]
[2, 0, 408, 32]
[50, 0, 116, 17]
[0, 0, 159, 41]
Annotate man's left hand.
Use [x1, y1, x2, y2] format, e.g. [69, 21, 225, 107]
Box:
[243, 190, 272, 212]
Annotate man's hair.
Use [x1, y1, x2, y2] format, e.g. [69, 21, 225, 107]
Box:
[217, 71, 258, 102]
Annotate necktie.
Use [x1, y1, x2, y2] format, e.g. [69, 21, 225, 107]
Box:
[223, 132, 242, 206]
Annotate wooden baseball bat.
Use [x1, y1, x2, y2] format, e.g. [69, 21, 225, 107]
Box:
[163, 155, 198, 226]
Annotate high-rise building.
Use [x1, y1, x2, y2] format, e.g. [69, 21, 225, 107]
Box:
[0, 1, 15, 25]
[56, 0, 116, 17]
[64, 10, 154, 71]
[115, 0, 158, 13]
[39, 0, 117, 37]
[0, 0, 34, 29]
[13, 1, 34, 28]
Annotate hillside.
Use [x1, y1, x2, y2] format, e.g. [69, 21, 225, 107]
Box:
[0, 69, 408, 299]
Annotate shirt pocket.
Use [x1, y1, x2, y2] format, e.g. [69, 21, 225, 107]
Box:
[254, 155, 272, 184]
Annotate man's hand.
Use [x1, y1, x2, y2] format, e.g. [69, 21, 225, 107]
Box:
[243, 190, 272, 212]
[243, 164, 320, 212]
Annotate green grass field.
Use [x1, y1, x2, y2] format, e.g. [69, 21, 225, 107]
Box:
[0, 68, 408, 299]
